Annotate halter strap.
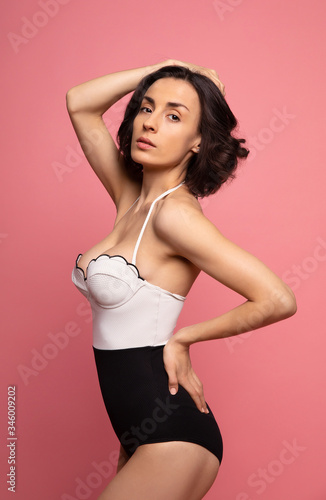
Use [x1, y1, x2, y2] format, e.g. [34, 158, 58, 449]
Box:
[122, 195, 140, 218]
[131, 181, 185, 266]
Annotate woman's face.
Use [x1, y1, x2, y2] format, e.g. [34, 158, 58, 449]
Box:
[131, 78, 201, 171]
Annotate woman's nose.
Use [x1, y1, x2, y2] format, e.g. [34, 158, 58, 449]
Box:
[143, 113, 158, 131]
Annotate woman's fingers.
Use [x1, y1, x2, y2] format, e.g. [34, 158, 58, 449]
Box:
[170, 59, 226, 96]
[167, 366, 179, 396]
[163, 343, 179, 396]
[204, 69, 226, 96]
[163, 340, 208, 413]
[180, 371, 209, 414]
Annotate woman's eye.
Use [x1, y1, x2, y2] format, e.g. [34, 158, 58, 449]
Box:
[168, 114, 180, 122]
[140, 106, 152, 113]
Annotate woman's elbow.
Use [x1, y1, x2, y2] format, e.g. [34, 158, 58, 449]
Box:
[273, 285, 297, 319]
[66, 87, 80, 114]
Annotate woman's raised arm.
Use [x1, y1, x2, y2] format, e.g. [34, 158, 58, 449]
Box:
[66, 61, 172, 207]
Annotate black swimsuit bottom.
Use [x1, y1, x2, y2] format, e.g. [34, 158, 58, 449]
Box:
[93, 345, 223, 464]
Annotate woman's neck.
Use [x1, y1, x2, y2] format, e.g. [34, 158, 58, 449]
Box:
[137, 170, 186, 207]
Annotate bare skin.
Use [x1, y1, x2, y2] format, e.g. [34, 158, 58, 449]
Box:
[98, 442, 219, 500]
[67, 59, 296, 499]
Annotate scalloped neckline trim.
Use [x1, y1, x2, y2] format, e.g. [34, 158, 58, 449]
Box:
[75, 253, 144, 281]
[74, 253, 186, 301]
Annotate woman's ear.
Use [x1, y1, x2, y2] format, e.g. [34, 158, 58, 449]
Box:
[191, 131, 201, 153]
[191, 143, 200, 153]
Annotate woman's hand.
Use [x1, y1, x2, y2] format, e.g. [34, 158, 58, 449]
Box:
[159, 59, 226, 96]
[163, 331, 209, 413]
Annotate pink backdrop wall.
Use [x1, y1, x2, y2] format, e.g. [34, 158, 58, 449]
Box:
[1, 1, 325, 499]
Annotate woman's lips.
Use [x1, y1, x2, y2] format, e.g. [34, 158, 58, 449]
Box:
[136, 136, 156, 149]
[136, 141, 155, 149]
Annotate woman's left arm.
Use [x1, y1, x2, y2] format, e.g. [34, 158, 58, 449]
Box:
[158, 197, 297, 412]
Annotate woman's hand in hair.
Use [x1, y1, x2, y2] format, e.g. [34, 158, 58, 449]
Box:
[160, 59, 226, 96]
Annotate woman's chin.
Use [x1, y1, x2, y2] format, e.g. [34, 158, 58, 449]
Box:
[131, 150, 153, 167]
[131, 147, 144, 162]
[130, 152, 143, 165]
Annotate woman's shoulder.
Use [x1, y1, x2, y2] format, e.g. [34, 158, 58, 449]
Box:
[154, 188, 209, 245]
[158, 187, 203, 217]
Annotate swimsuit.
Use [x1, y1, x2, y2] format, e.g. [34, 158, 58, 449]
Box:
[71, 182, 223, 463]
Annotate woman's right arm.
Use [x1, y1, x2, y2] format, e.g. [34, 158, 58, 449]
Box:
[66, 61, 171, 207]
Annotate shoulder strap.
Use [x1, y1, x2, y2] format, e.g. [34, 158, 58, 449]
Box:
[131, 181, 185, 266]
[122, 195, 140, 218]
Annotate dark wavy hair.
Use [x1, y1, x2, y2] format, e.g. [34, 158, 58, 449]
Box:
[117, 65, 249, 198]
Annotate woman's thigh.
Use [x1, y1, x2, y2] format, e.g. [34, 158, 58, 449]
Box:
[97, 441, 220, 500]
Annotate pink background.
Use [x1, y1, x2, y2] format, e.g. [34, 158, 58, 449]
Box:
[1, 1, 325, 499]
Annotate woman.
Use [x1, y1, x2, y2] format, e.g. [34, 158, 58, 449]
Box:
[68, 59, 297, 499]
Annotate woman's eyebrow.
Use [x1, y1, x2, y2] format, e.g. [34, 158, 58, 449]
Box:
[143, 95, 190, 112]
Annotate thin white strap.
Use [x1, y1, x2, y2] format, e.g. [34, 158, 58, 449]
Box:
[123, 196, 140, 217]
[132, 181, 185, 266]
